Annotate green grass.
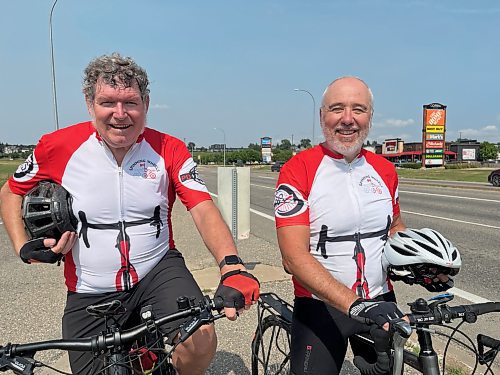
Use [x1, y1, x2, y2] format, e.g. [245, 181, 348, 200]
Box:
[396, 168, 493, 183]
[0, 159, 21, 186]
[445, 364, 468, 375]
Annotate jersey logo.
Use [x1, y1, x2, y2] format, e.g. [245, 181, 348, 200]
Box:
[13, 153, 39, 182]
[274, 184, 307, 218]
[128, 159, 159, 180]
[359, 175, 383, 194]
[179, 159, 208, 192]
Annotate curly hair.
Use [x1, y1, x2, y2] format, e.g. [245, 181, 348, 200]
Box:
[82, 52, 150, 103]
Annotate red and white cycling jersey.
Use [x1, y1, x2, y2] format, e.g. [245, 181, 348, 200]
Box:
[274, 145, 400, 300]
[9, 122, 211, 293]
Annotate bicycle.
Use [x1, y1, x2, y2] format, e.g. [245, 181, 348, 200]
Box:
[0, 295, 224, 374]
[251, 292, 499, 375]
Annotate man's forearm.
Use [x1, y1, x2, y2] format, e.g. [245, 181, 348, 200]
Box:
[190, 200, 240, 266]
[0, 182, 28, 254]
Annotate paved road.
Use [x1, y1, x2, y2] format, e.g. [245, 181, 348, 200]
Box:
[0, 168, 498, 374]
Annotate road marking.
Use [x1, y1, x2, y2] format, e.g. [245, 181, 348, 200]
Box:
[401, 210, 500, 230]
[400, 190, 500, 203]
[251, 208, 275, 221]
[255, 176, 276, 180]
[209, 191, 493, 303]
[251, 183, 274, 189]
[448, 288, 491, 303]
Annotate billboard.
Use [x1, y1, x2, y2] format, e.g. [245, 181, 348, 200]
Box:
[261, 137, 272, 148]
[422, 103, 446, 167]
[462, 149, 476, 160]
[426, 141, 444, 148]
[261, 136, 272, 163]
[385, 140, 397, 153]
[382, 139, 403, 154]
[425, 109, 446, 126]
[425, 125, 445, 133]
[426, 133, 444, 140]
[425, 158, 444, 166]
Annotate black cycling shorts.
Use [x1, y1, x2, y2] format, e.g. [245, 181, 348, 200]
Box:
[62, 248, 204, 375]
[290, 291, 396, 375]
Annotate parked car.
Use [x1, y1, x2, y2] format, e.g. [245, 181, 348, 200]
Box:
[488, 169, 500, 186]
[271, 161, 285, 172]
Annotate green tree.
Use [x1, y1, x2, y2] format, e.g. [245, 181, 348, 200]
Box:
[479, 141, 497, 161]
[278, 139, 292, 150]
[248, 143, 261, 151]
[300, 138, 312, 149]
[273, 149, 293, 162]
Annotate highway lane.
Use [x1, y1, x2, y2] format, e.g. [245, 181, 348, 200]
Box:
[198, 166, 500, 303]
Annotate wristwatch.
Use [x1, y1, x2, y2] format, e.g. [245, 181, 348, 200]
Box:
[218, 255, 244, 269]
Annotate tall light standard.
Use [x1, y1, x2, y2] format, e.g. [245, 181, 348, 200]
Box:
[49, 0, 60, 130]
[293, 88, 316, 145]
[214, 127, 226, 166]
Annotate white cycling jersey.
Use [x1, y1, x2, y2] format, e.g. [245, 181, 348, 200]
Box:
[274, 145, 400, 299]
[10, 122, 210, 293]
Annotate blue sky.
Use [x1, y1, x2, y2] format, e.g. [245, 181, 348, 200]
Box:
[2, 1, 500, 148]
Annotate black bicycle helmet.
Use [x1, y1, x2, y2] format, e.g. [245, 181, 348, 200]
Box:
[22, 181, 78, 240]
[382, 228, 461, 292]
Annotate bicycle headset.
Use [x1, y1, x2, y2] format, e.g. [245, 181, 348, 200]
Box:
[382, 228, 461, 285]
[22, 180, 78, 240]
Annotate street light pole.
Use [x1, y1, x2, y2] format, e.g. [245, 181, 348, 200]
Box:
[49, 0, 60, 130]
[214, 127, 226, 166]
[294, 88, 316, 145]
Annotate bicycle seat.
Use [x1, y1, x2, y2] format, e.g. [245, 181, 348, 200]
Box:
[86, 300, 127, 318]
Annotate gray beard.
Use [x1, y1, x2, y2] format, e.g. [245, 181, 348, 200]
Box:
[322, 127, 369, 161]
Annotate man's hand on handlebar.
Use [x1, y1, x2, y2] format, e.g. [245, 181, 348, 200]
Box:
[214, 269, 260, 320]
[348, 298, 406, 330]
[19, 231, 77, 264]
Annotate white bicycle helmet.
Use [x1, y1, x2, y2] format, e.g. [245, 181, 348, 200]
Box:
[382, 228, 461, 292]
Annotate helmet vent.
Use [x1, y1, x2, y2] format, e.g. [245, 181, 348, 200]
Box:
[434, 232, 449, 253]
[413, 240, 444, 259]
[392, 244, 416, 257]
[22, 181, 77, 240]
[416, 230, 437, 246]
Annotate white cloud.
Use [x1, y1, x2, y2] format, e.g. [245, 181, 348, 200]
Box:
[150, 104, 169, 110]
[496, 115, 500, 122]
[459, 125, 498, 135]
[375, 118, 415, 128]
[457, 125, 500, 143]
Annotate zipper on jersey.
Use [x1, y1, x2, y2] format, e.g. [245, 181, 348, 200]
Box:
[347, 162, 362, 233]
[118, 166, 131, 291]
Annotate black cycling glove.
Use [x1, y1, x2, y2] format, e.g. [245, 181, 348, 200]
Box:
[19, 238, 63, 264]
[214, 270, 260, 309]
[348, 298, 404, 327]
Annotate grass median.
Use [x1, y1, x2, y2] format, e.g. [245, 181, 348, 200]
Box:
[0, 159, 20, 187]
[396, 168, 492, 183]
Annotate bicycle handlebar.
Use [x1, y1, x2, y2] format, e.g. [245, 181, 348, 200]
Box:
[0, 295, 224, 374]
[354, 296, 500, 375]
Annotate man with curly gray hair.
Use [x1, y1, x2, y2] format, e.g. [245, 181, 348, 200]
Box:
[0, 52, 260, 375]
